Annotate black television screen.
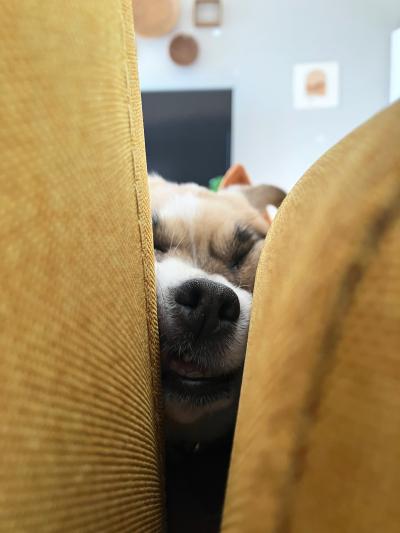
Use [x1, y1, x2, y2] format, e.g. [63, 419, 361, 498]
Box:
[141, 89, 232, 187]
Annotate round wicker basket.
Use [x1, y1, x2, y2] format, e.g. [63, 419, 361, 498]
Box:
[133, 0, 180, 38]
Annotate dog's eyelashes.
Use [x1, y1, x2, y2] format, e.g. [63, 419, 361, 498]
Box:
[153, 232, 169, 254]
[154, 240, 167, 254]
[210, 224, 265, 271]
[230, 249, 251, 270]
[152, 213, 170, 253]
[153, 231, 167, 253]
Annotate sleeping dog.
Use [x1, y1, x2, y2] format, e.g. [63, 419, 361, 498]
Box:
[150, 165, 285, 532]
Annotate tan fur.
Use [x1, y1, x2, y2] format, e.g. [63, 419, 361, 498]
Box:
[150, 177, 269, 291]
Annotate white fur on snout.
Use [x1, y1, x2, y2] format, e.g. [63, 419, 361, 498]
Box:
[156, 257, 252, 372]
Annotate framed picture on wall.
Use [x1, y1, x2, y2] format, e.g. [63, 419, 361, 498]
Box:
[293, 61, 340, 109]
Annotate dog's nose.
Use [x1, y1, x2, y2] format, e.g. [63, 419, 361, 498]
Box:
[174, 279, 240, 338]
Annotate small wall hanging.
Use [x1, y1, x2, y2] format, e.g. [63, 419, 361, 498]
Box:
[293, 62, 340, 109]
[169, 34, 199, 66]
[194, 0, 222, 28]
[133, 0, 180, 38]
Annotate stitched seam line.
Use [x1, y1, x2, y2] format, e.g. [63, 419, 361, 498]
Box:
[119, 0, 165, 507]
[276, 186, 400, 533]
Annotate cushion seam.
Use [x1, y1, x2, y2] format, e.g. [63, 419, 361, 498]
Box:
[118, 0, 165, 499]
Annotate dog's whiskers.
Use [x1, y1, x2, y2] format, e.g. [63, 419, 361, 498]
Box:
[172, 235, 185, 255]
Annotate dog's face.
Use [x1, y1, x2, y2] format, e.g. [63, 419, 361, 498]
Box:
[150, 172, 285, 446]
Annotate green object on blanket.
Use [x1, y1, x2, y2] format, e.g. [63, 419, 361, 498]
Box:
[209, 176, 223, 192]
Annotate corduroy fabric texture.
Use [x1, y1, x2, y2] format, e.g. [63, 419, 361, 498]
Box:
[222, 101, 400, 533]
[0, 2, 164, 532]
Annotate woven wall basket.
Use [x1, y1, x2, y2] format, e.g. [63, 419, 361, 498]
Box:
[133, 0, 180, 37]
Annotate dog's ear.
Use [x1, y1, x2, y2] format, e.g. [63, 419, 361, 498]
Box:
[220, 164, 286, 222]
[220, 164, 252, 188]
[239, 183, 287, 211]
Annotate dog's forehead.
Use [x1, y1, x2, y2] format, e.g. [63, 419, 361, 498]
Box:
[150, 180, 267, 235]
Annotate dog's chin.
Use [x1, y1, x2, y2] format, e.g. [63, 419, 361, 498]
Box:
[161, 346, 244, 446]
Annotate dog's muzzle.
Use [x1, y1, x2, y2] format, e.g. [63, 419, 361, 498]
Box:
[174, 279, 240, 339]
[160, 278, 243, 404]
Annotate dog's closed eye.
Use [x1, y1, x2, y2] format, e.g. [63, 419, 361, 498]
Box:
[210, 225, 264, 270]
[152, 212, 170, 253]
[230, 246, 252, 270]
[229, 226, 264, 270]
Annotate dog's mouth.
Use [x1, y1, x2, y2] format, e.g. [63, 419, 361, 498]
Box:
[168, 358, 223, 379]
[162, 355, 242, 403]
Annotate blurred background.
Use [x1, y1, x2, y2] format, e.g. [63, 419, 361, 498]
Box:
[134, 0, 400, 191]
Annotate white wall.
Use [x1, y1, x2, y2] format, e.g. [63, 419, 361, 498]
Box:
[136, 0, 400, 190]
[390, 28, 400, 102]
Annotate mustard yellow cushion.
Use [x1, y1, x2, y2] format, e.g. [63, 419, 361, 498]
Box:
[223, 102, 400, 533]
[0, 2, 163, 531]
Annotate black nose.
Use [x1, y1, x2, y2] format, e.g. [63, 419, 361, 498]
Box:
[174, 279, 240, 339]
